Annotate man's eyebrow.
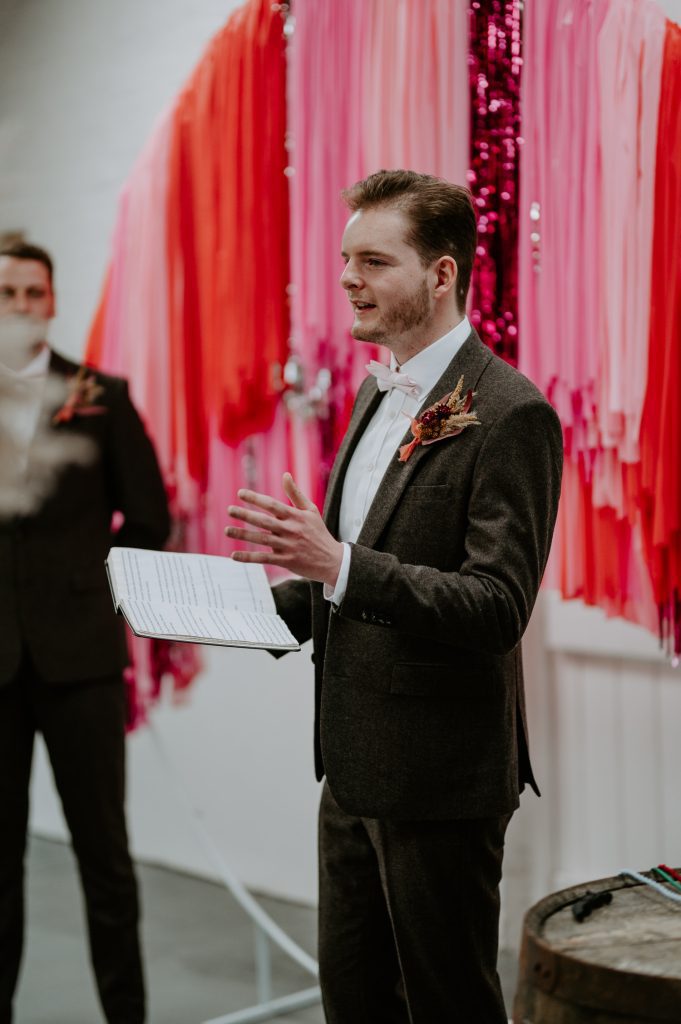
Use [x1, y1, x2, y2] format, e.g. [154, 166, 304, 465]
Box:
[341, 248, 393, 260]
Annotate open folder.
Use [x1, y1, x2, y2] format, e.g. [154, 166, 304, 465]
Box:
[105, 547, 300, 651]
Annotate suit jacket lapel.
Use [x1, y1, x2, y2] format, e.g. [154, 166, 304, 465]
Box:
[46, 349, 79, 425]
[356, 329, 492, 550]
[323, 379, 383, 534]
[48, 350, 77, 376]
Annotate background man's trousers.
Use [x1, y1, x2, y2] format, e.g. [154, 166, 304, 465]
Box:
[0, 652, 145, 1024]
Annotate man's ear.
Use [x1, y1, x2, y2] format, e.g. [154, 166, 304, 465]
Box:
[433, 255, 457, 299]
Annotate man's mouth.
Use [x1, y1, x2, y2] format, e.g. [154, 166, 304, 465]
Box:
[352, 301, 376, 313]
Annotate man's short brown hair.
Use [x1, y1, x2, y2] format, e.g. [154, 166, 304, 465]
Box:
[0, 241, 54, 287]
[342, 170, 477, 311]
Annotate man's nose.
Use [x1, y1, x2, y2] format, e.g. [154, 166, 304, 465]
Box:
[13, 292, 30, 314]
[340, 262, 360, 290]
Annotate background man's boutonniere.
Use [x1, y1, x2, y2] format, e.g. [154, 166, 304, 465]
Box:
[398, 375, 480, 462]
[52, 366, 107, 425]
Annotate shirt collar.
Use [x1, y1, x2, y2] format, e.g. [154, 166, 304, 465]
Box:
[390, 315, 471, 398]
[0, 342, 50, 381]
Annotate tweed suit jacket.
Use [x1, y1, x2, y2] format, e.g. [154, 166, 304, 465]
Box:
[0, 350, 170, 686]
[274, 329, 563, 821]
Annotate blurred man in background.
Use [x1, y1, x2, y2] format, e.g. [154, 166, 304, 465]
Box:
[0, 241, 169, 1024]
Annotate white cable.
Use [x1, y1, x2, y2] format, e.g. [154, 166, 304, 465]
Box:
[147, 718, 319, 977]
[619, 869, 681, 904]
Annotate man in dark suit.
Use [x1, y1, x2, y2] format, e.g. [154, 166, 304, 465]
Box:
[226, 171, 563, 1023]
[0, 242, 170, 1024]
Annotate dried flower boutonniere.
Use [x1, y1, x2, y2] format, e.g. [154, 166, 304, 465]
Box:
[398, 375, 479, 462]
[52, 366, 107, 425]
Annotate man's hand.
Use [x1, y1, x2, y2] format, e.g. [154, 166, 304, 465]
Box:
[225, 473, 344, 588]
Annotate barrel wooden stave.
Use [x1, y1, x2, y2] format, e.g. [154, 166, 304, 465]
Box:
[514, 873, 681, 1023]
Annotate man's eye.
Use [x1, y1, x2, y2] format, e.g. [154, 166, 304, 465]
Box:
[366, 259, 384, 267]
[0, 288, 14, 299]
[27, 288, 47, 299]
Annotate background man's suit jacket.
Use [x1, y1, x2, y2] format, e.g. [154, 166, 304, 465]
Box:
[0, 350, 170, 686]
[274, 330, 563, 821]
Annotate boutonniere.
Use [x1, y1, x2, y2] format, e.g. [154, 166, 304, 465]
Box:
[52, 366, 107, 425]
[398, 375, 479, 462]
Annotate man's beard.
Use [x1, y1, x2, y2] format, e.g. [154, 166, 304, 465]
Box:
[351, 277, 433, 345]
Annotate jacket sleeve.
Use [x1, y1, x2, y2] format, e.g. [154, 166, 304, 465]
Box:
[105, 379, 171, 550]
[337, 398, 563, 655]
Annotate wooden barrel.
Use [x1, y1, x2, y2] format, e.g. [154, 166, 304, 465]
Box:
[513, 872, 681, 1022]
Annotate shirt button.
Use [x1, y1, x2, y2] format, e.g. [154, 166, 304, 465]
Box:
[354, 517, 361, 526]
[367, 463, 374, 471]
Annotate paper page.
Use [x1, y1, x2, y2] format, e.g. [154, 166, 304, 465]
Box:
[108, 548, 275, 615]
[120, 598, 299, 650]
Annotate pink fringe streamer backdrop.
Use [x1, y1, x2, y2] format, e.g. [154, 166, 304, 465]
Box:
[287, 0, 469, 498]
[84, 0, 681, 730]
[85, 0, 470, 723]
[519, 0, 681, 655]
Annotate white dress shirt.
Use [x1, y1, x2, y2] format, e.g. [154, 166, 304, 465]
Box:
[326, 316, 471, 605]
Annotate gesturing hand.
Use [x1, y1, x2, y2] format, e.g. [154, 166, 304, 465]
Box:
[225, 472, 344, 587]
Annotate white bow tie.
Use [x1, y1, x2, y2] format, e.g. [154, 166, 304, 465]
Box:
[366, 360, 421, 398]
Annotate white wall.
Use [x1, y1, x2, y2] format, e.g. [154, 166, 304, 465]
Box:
[0, 0, 247, 360]
[498, 593, 679, 950]
[2, 0, 681, 948]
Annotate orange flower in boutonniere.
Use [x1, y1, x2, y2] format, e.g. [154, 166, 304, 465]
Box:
[398, 374, 480, 462]
[52, 366, 107, 425]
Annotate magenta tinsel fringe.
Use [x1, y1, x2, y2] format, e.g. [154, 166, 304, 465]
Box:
[467, 0, 522, 366]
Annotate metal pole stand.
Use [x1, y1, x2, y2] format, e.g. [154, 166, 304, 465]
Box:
[148, 721, 321, 1024]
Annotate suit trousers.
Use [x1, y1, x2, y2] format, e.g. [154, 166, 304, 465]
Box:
[318, 782, 511, 1024]
[0, 652, 145, 1024]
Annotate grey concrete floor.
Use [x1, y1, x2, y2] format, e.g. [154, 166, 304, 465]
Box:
[15, 836, 518, 1023]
